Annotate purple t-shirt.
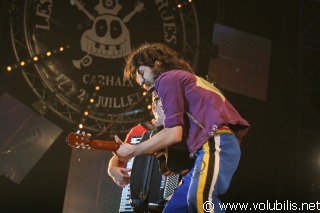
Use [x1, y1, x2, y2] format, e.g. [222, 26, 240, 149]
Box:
[154, 70, 250, 153]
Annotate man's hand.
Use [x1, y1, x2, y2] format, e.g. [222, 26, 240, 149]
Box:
[115, 126, 183, 162]
[114, 135, 138, 162]
[108, 166, 131, 188]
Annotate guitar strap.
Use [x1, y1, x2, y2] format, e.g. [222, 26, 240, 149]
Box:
[185, 112, 205, 130]
[140, 120, 156, 131]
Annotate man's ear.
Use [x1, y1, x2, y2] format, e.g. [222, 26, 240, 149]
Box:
[155, 60, 161, 67]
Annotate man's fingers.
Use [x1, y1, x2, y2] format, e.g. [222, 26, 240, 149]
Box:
[120, 168, 132, 173]
[114, 135, 123, 144]
[118, 156, 126, 162]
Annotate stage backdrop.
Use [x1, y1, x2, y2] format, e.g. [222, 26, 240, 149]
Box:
[8, 0, 200, 212]
[10, 0, 200, 134]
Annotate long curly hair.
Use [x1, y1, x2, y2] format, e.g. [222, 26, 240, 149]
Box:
[124, 43, 193, 80]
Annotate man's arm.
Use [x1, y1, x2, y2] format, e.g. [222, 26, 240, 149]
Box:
[107, 123, 150, 187]
[115, 125, 182, 162]
[107, 154, 124, 174]
[108, 154, 131, 187]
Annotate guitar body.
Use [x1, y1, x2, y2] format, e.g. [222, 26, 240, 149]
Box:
[165, 143, 195, 175]
[147, 126, 195, 176]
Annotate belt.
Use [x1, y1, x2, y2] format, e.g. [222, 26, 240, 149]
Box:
[189, 125, 233, 158]
[215, 125, 233, 135]
[207, 125, 233, 137]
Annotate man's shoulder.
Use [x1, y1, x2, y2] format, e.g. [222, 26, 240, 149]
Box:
[157, 70, 194, 80]
[155, 70, 196, 90]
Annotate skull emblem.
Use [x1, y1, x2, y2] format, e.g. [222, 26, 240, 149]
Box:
[72, 0, 144, 69]
[80, 14, 131, 59]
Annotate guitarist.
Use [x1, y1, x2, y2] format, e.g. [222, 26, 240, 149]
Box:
[108, 89, 194, 212]
[107, 92, 165, 188]
[114, 43, 251, 213]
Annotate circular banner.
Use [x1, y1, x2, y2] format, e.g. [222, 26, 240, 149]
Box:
[11, 0, 199, 133]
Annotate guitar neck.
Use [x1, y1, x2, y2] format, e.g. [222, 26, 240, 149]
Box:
[90, 140, 120, 151]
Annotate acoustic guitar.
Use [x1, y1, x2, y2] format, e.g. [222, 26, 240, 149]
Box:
[66, 127, 194, 176]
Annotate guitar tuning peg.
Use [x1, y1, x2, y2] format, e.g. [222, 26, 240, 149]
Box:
[82, 131, 86, 135]
[87, 133, 91, 136]
[76, 130, 80, 134]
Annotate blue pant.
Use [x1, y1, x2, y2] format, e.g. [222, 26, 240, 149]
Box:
[163, 133, 241, 213]
[162, 168, 194, 213]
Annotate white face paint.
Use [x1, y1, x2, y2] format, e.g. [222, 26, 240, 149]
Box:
[136, 65, 156, 90]
[136, 69, 145, 86]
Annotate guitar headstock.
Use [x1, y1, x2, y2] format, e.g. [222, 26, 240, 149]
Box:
[66, 131, 93, 150]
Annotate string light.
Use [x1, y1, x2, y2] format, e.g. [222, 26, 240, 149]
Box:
[3, 45, 70, 72]
[177, 0, 193, 9]
[78, 123, 84, 129]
